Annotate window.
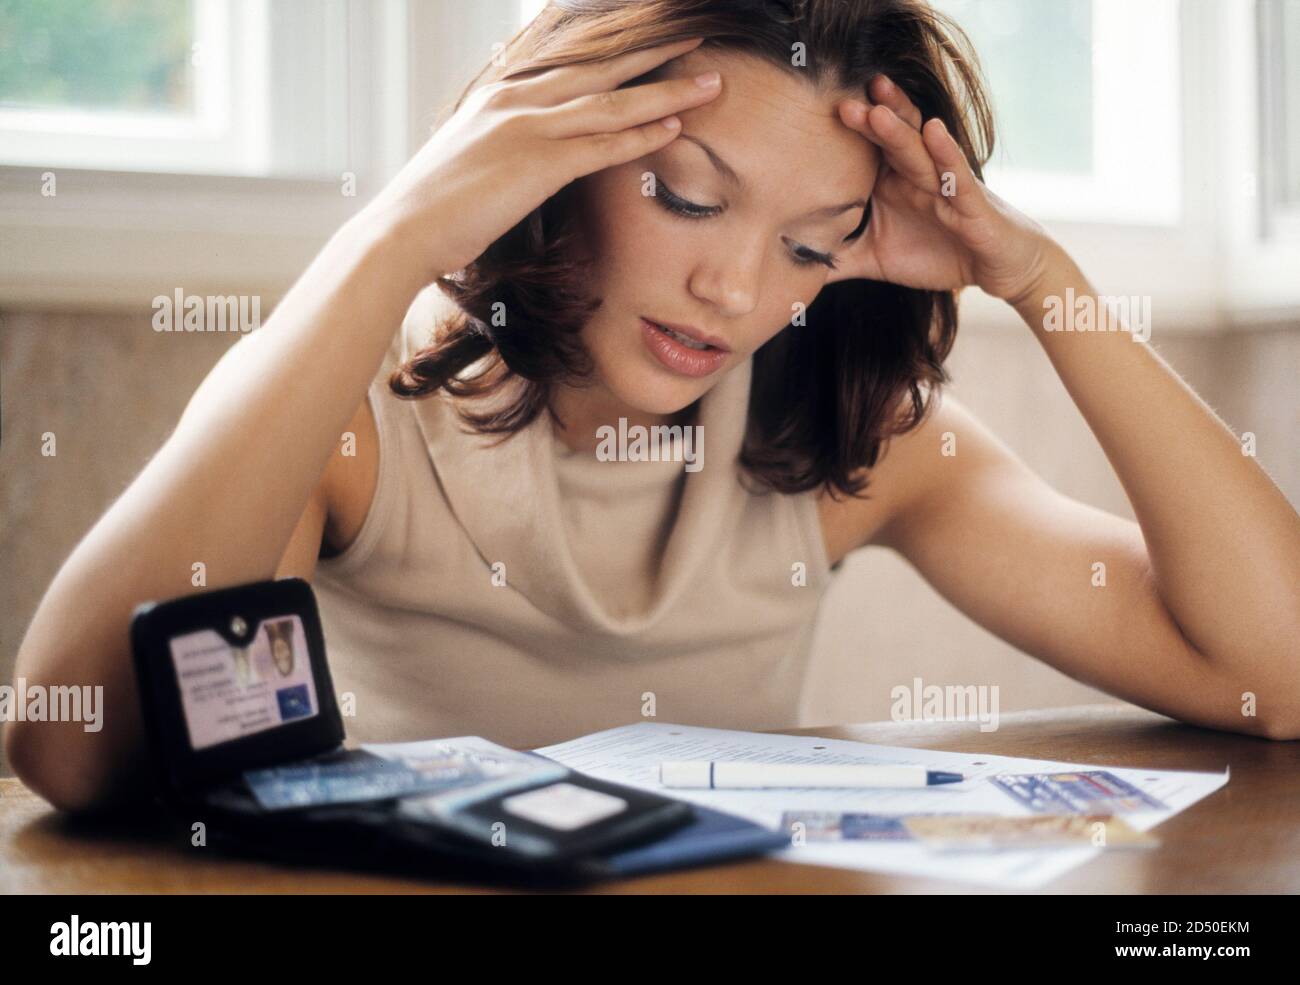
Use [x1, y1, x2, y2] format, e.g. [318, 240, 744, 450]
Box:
[2, 0, 1295, 315]
[1259, 0, 1300, 239]
[0, 0, 198, 114]
[940, 0, 1095, 176]
[0, 0, 418, 308]
[0, 0, 362, 179]
[935, 0, 1182, 226]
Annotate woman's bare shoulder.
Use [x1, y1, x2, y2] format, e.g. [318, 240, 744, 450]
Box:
[814, 385, 953, 566]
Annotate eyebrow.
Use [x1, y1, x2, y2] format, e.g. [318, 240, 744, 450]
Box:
[676, 131, 869, 219]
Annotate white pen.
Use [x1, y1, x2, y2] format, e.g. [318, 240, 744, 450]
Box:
[658, 760, 965, 789]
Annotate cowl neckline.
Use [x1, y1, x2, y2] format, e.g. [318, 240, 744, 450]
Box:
[404, 317, 754, 636]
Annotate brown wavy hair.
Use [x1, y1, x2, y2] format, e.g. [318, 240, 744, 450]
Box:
[389, 0, 994, 499]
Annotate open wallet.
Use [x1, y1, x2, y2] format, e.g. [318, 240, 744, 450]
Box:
[129, 577, 785, 885]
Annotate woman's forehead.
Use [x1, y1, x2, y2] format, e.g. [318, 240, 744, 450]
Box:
[657, 48, 877, 197]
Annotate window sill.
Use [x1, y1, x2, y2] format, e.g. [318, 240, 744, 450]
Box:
[0, 165, 365, 310]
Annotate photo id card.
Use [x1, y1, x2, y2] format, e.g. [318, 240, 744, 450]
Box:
[169, 614, 319, 751]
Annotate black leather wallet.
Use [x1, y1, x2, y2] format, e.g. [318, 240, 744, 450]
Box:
[129, 577, 692, 883]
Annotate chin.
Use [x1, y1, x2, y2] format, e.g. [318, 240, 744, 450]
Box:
[598, 360, 713, 417]
[579, 310, 734, 417]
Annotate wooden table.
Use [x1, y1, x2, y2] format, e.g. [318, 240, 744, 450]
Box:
[3, 704, 1296, 893]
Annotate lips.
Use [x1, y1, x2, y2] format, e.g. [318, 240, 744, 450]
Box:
[640, 317, 730, 378]
[644, 318, 732, 352]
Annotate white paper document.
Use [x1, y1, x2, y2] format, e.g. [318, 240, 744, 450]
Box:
[535, 722, 1229, 889]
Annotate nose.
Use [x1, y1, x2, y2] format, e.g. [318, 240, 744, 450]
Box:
[687, 233, 764, 318]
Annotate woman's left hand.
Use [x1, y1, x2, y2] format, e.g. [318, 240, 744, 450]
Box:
[827, 74, 1056, 305]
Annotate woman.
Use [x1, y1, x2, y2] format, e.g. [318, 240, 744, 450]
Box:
[9, 0, 1298, 812]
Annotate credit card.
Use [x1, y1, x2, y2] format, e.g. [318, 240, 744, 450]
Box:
[243, 738, 564, 811]
[362, 737, 569, 811]
[243, 749, 440, 810]
[781, 811, 946, 842]
[902, 813, 1159, 852]
[990, 769, 1167, 814]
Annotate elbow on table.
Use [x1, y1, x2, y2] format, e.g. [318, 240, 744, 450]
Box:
[1259, 716, 1300, 742]
[3, 719, 121, 814]
[1232, 697, 1300, 741]
[1253, 673, 1300, 741]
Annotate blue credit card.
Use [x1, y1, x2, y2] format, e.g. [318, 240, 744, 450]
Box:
[243, 750, 454, 810]
[991, 770, 1167, 814]
[781, 811, 949, 842]
[243, 738, 567, 812]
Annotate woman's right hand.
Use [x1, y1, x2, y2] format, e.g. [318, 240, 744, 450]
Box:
[362, 36, 721, 280]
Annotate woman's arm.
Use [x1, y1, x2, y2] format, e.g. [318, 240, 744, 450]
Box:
[1008, 246, 1300, 709]
[859, 385, 1299, 741]
[823, 76, 1300, 739]
[5, 38, 726, 811]
[5, 213, 431, 812]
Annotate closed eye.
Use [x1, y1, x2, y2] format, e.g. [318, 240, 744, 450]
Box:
[651, 175, 840, 270]
[654, 179, 721, 219]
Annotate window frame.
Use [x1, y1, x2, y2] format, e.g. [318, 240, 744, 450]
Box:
[0, 0, 429, 309]
[2, 0, 1297, 322]
[971, 0, 1184, 228]
[1214, 0, 1300, 319]
[1257, 0, 1300, 242]
[964, 0, 1300, 330]
[0, 0, 256, 177]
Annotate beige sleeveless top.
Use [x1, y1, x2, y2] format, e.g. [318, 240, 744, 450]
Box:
[312, 287, 835, 748]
